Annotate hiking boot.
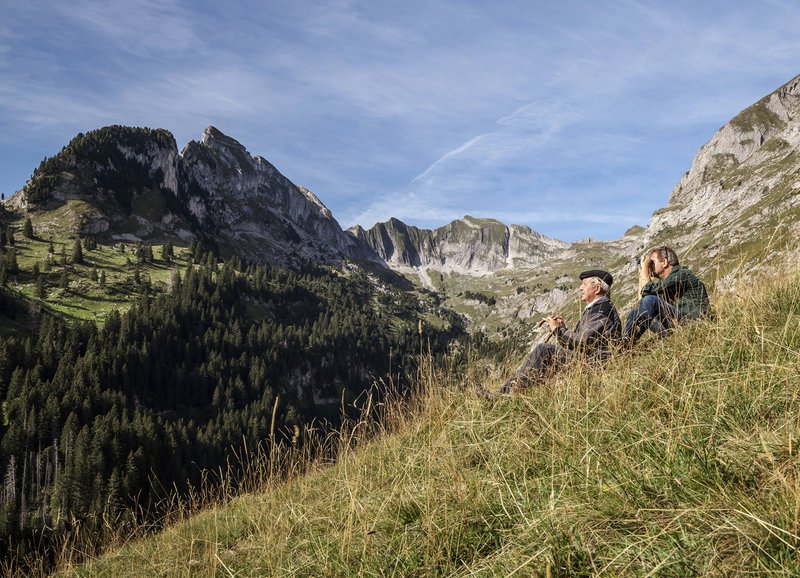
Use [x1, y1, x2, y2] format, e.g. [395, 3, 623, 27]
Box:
[498, 378, 517, 394]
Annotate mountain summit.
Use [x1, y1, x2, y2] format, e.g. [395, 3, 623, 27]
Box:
[12, 125, 372, 265]
[638, 73, 800, 268]
[349, 215, 568, 275]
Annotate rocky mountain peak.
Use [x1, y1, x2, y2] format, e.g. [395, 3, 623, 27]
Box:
[633, 72, 800, 288]
[355, 215, 568, 275]
[201, 125, 232, 145]
[9, 124, 377, 266]
[198, 126, 258, 170]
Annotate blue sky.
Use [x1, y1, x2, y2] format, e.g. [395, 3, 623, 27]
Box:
[2, 1, 799, 241]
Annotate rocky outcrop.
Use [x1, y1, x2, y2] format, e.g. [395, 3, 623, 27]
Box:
[350, 215, 569, 275]
[10, 125, 376, 266]
[640, 73, 800, 258]
[179, 126, 373, 264]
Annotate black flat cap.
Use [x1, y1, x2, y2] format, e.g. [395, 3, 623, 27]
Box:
[579, 269, 613, 287]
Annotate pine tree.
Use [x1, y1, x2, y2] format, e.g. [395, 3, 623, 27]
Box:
[72, 237, 83, 264]
[162, 241, 173, 262]
[22, 218, 34, 239]
[35, 275, 46, 299]
[59, 268, 68, 290]
[99, 270, 106, 288]
[170, 269, 181, 291]
[193, 242, 204, 264]
[5, 250, 18, 274]
[7, 228, 15, 247]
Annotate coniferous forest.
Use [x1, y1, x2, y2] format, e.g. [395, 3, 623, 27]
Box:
[0, 256, 464, 560]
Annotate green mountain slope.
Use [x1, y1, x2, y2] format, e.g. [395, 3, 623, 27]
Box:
[63, 271, 800, 576]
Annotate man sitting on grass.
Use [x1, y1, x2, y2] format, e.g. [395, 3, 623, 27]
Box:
[500, 269, 621, 392]
[623, 245, 709, 344]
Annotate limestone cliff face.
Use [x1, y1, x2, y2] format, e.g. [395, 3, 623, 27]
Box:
[640, 73, 800, 266]
[11, 127, 181, 237]
[179, 126, 371, 264]
[350, 215, 569, 275]
[12, 125, 373, 265]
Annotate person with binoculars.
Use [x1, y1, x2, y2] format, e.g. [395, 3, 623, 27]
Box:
[623, 245, 709, 344]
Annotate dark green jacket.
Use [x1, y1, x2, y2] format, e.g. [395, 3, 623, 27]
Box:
[641, 266, 709, 319]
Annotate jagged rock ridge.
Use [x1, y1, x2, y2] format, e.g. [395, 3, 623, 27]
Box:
[349, 215, 569, 275]
[178, 126, 374, 264]
[11, 125, 374, 265]
[618, 71, 800, 300]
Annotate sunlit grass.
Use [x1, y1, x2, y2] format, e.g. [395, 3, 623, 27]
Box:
[5, 231, 189, 324]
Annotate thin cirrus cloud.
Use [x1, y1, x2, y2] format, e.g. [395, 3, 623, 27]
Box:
[2, 1, 800, 241]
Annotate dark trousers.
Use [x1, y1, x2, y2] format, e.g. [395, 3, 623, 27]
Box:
[623, 294, 681, 342]
[500, 342, 568, 392]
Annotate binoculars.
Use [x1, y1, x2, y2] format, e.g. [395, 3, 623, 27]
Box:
[635, 256, 655, 274]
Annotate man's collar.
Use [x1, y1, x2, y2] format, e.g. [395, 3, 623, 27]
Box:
[584, 295, 609, 310]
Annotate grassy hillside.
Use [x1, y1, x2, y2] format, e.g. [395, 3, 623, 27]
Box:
[50, 271, 800, 576]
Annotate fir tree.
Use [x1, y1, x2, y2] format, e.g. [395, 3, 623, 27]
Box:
[72, 237, 83, 264]
[35, 275, 46, 299]
[193, 241, 204, 264]
[5, 250, 18, 274]
[22, 218, 34, 239]
[162, 241, 174, 262]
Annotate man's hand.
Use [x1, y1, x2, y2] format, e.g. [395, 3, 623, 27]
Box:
[638, 253, 652, 293]
[640, 254, 652, 278]
[546, 315, 565, 331]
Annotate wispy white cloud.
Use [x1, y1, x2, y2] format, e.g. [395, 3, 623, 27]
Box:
[411, 135, 490, 185]
[53, 0, 199, 56]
